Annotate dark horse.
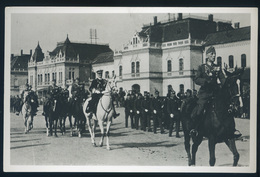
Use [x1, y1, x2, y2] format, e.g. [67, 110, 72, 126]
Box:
[70, 89, 88, 138]
[44, 89, 64, 137]
[181, 68, 244, 166]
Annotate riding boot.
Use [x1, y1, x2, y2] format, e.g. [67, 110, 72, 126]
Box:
[112, 102, 120, 119]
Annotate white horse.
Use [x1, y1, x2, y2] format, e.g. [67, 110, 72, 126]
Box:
[21, 99, 34, 134]
[83, 76, 117, 150]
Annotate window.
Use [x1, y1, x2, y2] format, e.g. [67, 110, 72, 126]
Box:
[52, 73, 55, 81]
[180, 84, 184, 93]
[37, 75, 40, 85]
[45, 74, 47, 84]
[105, 71, 109, 79]
[30, 75, 33, 85]
[47, 73, 50, 84]
[131, 62, 135, 74]
[69, 71, 71, 79]
[179, 58, 184, 75]
[167, 60, 172, 72]
[217, 57, 222, 66]
[40, 74, 43, 85]
[119, 66, 122, 77]
[136, 61, 140, 77]
[229, 55, 234, 68]
[112, 70, 115, 77]
[72, 72, 74, 80]
[241, 54, 246, 67]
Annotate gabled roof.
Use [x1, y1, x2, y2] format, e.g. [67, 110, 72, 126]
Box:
[11, 54, 31, 70]
[92, 51, 114, 64]
[49, 36, 113, 63]
[204, 26, 250, 46]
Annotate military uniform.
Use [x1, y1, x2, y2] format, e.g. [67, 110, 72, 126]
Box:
[134, 94, 142, 130]
[141, 93, 151, 132]
[43, 84, 60, 115]
[167, 94, 181, 137]
[21, 86, 39, 115]
[150, 92, 164, 134]
[124, 94, 135, 128]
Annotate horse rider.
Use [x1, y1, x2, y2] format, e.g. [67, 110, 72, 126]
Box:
[85, 70, 120, 118]
[167, 89, 181, 138]
[150, 89, 165, 134]
[21, 83, 39, 116]
[42, 79, 60, 116]
[190, 46, 241, 138]
[71, 77, 85, 101]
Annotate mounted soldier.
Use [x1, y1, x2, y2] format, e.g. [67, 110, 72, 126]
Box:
[21, 83, 39, 116]
[190, 46, 241, 138]
[85, 70, 119, 118]
[42, 79, 60, 116]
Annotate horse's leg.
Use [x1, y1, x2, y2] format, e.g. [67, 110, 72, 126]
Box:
[63, 116, 66, 134]
[86, 114, 96, 146]
[45, 116, 49, 137]
[54, 118, 58, 137]
[49, 115, 53, 136]
[184, 130, 192, 166]
[68, 115, 73, 136]
[98, 120, 105, 147]
[105, 120, 112, 150]
[208, 136, 216, 166]
[224, 139, 240, 166]
[191, 135, 203, 166]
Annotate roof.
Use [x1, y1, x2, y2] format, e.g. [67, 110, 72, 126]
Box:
[138, 18, 231, 43]
[31, 42, 44, 62]
[204, 26, 250, 46]
[92, 51, 114, 64]
[49, 36, 113, 62]
[11, 54, 31, 70]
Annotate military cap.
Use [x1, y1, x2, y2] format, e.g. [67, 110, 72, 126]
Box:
[96, 70, 103, 75]
[127, 93, 131, 96]
[144, 91, 148, 95]
[155, 90, 159, 95]
[206, 46, 216, 55]
[186, 89, 192, 94]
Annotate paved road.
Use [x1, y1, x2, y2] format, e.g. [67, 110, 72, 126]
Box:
[10, 107, 250, 167]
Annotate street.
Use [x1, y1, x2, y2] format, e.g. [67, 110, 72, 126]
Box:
[10, 107, 250, 166]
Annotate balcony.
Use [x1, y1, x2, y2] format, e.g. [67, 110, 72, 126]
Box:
[123, 72, 162, 80]
[163, 70, 196, 77]
[123, 42, 161, 52]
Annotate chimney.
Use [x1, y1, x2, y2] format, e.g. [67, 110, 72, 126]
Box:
[154, 16, 157, 25]
[208, 14, 213, 21]
[30, 49, 32, 56]
[234, 22, 240, 29]
[177, 13, 183, 20]
[21, 49, 23, 56]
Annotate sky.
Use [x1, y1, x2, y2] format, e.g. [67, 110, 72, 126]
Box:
[10, 12, 251, 56]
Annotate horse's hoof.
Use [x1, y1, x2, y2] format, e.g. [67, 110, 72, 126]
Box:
[78, 133, 82, 138]
[106, 147, 111, 150]
[55, 134, 58, 137]
[92, 143, 96, 147]
[99, 144, 103, 147]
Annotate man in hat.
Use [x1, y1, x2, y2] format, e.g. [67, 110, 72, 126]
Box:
[124, 93, 135, 128]
[141, 91, 152, 132]
[190, 46, 241, 138]
[150, 89, 164, 134]
[86, 70, 119, 118]
[42, 79, 60, 116]
[167, 89, 181, 137]
[134, 93, 143, 130]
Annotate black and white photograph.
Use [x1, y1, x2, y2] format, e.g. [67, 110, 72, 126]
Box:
[4, 7, 258, 172]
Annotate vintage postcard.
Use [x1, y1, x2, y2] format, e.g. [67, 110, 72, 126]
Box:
[4, 7, 258, 172]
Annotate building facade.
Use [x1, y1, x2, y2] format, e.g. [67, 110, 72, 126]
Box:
[28, 36, 113, 98]
[111, 13, 250, 96]
[11, 50, 32, 96]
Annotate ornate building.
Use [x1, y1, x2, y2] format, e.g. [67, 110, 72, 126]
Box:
[111, 13, 247, 95]
[28, 35, 113, 98]
[11, 50, 32, 96]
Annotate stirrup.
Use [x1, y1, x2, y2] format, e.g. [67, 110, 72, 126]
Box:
[113, 113, 120, 119]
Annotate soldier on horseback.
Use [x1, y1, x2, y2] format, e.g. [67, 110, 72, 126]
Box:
[190, 46, 241, 138]
[42, 79, 60, 116]
[21, 83, 39, 116]
[85, 70, 120, 118]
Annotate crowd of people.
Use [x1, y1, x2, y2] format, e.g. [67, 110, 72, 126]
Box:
[123, 86, 198, 138]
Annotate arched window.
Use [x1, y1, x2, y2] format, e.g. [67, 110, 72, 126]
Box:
[217, 56, 222, 67]
[241, 54, 246, 67]
[105, 71, 109, 79]
[167, 60, 172, 72]
[136, 61, 140, 77]
[180, 84, 184, 93]
[112, 70, 115, 77]
[119, 65, 122, 77]
[229, 55, 234, 68]
[179, 58, 184, 75]
[131, 62, 135, 74]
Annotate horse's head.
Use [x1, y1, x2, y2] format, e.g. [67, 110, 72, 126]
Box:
[105, 75, 117, 93]
[223, 67, 244, 113]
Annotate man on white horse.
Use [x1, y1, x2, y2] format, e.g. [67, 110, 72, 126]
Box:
[21, 83, 38, 116]
[85, 70, 119, 118]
